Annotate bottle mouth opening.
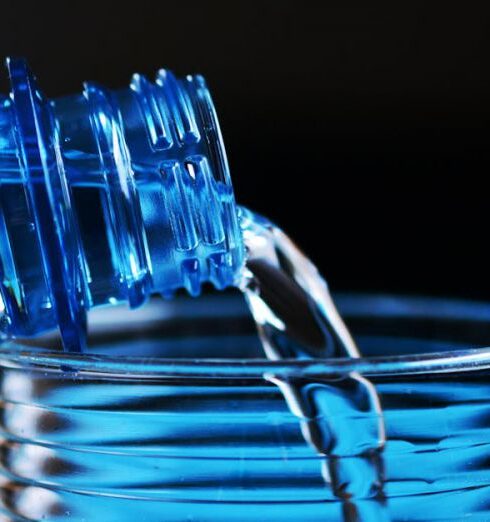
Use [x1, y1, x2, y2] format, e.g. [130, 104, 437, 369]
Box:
[2, 292, 490, 379]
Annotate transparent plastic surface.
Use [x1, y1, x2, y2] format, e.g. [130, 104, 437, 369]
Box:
[0, 58, 243, 352]
[2, 293, 490, 521]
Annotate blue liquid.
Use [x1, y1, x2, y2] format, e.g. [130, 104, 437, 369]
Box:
[1, 294, 490, 521]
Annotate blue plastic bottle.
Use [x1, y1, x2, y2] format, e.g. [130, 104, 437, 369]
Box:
[0, 58, 244, 352]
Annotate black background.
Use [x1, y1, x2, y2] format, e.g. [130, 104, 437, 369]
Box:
[1, 1, 490, 299]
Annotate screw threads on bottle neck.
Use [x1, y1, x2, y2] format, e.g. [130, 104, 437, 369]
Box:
[0, 58, 244, 351]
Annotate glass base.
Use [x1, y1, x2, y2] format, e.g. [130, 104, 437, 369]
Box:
[1, 292, 490, 521]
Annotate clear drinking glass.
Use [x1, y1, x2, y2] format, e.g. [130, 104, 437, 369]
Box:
[1, 292, 490, 521]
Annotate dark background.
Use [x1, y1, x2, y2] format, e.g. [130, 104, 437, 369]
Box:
[1, 1, 490, 299]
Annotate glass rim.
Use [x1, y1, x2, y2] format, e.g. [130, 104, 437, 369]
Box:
[1, 293, 490, 379]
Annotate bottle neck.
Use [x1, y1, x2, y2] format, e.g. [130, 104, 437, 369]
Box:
[0, 58, 244, 351]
